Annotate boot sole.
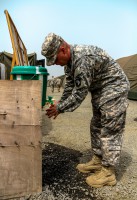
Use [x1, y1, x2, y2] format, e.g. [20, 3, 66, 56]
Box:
[86, 179, 117, 188]
[77, 169, 92, 173]
[77, 168, 101, 174]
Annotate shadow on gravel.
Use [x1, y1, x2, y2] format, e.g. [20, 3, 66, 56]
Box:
[116, 151, 132, 181]
[42, 143, 97, 200]
[41, 113, 52, 136]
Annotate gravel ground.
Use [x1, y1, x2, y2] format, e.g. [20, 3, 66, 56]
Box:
[15, 87, 137, 200]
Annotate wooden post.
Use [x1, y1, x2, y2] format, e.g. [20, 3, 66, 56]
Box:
[10, 53, 16, 80]
[4, 10, 29, 78]
[4, 10, 20, 66]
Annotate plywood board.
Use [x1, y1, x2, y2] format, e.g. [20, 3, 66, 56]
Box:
[0, 80, 42, 125]
[0, 125, 41, 146]
[0, 146, 42, 199]
[0, 80, 42, 199]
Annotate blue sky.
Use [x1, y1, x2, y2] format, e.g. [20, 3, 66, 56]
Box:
[0, 0, 137, 78]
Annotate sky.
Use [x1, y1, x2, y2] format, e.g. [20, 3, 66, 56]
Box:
[0, 0, 137, 78]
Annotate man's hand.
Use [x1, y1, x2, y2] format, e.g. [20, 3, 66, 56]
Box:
[46, 104, 59, 119]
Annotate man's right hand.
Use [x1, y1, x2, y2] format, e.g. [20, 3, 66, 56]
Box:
[46, 104, 59, 119]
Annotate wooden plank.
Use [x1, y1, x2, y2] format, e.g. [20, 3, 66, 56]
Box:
[10, 53, 16, 80]
[4, 10, 20, 66]
[0, 80, 42, 198]
[4, 10, 29, 66]
[0, 80, 41, 108]
[0, 125, 41, 146]
[0, 146, 42, 199]
[0, 80, 42, 125]
[0, 109, 41, 126]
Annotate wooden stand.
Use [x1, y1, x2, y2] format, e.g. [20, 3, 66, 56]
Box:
[0, 80, 42, 199]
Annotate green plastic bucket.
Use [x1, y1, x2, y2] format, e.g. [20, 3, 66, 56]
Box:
[11, 66, 49, 107]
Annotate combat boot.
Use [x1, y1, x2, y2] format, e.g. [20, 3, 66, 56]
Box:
[86, 166, 117, 188]
[76, 155, 102, 173]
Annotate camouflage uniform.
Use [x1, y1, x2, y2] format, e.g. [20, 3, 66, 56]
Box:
[57, 45, 130, 166]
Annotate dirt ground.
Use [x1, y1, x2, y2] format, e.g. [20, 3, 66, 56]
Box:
[19, 86, 137, 200]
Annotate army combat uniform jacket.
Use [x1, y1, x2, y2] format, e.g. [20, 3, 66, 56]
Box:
[57, 45, 130, 113]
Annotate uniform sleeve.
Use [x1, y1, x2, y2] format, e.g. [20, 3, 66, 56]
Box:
[57, 60, 91, 112]
[59, 66, 74, 103]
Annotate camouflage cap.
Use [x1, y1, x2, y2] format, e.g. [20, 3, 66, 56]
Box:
[41, 33, 64, 66]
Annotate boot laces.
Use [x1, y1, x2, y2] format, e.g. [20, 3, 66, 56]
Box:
[95, 166, 114, 177]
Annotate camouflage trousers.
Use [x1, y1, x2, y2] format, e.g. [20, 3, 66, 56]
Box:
[90, 93, 128, 166]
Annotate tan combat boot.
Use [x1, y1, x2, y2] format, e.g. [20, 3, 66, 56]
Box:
[76, 155, 102, 173]
[86, 166, 117, 188]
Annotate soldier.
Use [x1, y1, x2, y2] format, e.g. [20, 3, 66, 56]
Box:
[50, 76, 55, 93]
[41, 33, 130, 188]
[56, 78, 62, 92]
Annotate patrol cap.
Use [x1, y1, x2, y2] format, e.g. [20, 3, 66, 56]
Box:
[41, 33, 64, 66]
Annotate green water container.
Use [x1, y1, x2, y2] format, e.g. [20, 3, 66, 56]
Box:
[11, 66, 49, 107]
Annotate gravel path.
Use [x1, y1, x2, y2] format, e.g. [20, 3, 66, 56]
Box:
[15, 87, 137, 200]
